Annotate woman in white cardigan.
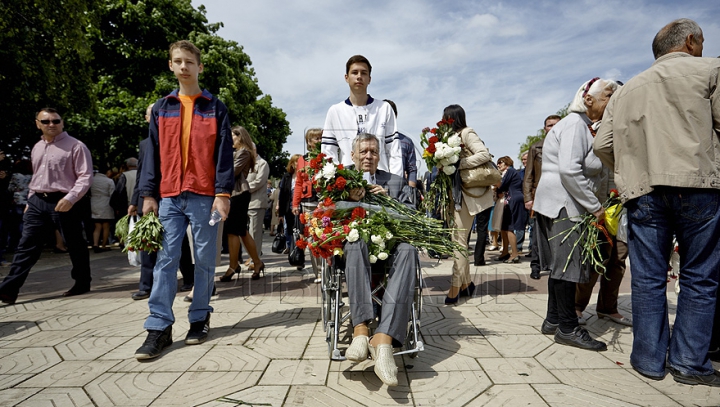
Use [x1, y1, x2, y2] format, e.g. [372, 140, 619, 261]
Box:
[443, 105, 495, 304]
[533, 78, 619, 351]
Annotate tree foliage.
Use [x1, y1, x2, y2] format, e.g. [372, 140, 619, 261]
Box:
[0, 0, 100, 158]
[2, 0, 290, 177]
[518, 103, 569, 160]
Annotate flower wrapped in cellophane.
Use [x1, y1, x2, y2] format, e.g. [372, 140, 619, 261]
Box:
[420, 118, 462, 223]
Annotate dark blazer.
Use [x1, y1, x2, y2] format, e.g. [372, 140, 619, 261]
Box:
[371, 169, 417, 210]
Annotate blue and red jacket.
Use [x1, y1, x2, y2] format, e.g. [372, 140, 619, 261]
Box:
[138, 89, 234, 199]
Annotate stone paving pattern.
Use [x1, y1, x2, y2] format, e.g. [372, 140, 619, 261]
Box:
[0, 236, 718, 406]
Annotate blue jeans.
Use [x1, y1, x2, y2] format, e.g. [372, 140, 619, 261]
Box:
[144, 192, 217, 330]
[626, 187, 720, 377]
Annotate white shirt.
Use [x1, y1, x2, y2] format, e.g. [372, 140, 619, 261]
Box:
[321, 96, 402, 176]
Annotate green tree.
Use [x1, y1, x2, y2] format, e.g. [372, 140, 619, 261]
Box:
[3, 0, 291, 178]
[79, 0, 290, 176]
[0, 0, 100, 158]
[518, 103, 569, 160]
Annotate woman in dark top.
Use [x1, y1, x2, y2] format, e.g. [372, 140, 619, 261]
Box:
[496, 156, 527, 263]
[278, 154, 300, 252]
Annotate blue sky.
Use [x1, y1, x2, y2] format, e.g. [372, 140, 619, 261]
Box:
[193, 0, 720, 173]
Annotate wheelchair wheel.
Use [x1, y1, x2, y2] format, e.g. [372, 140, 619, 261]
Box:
[321, 259, 332, 333]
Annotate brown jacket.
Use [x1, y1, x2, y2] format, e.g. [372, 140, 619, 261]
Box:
[522, 139, 543, 202]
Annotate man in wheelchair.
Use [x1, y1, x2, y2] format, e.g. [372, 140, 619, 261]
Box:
[343, 132, 418, 386]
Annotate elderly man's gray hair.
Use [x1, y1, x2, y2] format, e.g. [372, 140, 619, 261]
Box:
[652, 18, 703, 59]
[352, 133, 380, 152]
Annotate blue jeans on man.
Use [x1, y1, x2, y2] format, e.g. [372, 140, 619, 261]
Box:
[144, 192, 217, 330]
[626, 187, 720, 378]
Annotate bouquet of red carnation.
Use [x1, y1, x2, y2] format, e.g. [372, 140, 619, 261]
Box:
[307, 152, 365, 202]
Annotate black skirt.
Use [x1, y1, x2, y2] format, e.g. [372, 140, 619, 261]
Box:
[535, 208, 591, 283]
[226, 191, 251, 236]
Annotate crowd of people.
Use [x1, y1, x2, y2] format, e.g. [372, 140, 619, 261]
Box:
[2, 17, 720, 389]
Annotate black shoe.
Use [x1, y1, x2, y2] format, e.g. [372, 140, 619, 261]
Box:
[473, 261, 486, 266]
[131, 290, 150, 300]
[179, 284, 193, 292]
[459, 282, 476, 298]
[554, 326, 607, 351]
[530, 270, 540, 280]
[669, 367, 720, 387]
[135, 326, 173, 360]
[0, 293, 17, 305]
[494, 253, 510, 262]
[524, 253, 533, 258]
[541, 320, 558, 335]
[185, 313, 210, 345]
[63, 285, 90, 297]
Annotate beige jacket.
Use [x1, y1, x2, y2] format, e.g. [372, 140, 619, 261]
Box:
[457, 127, 494, 216]
[247, 156, 270, 210]
[594, 53, 720, 202]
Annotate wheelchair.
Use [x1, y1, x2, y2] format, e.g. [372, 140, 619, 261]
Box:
[320, 250, 425, 361]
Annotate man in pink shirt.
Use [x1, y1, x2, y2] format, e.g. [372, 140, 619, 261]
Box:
[0, 108, 93, 305]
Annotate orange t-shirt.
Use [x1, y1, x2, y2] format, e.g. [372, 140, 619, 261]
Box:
[179, 93, 201, 173]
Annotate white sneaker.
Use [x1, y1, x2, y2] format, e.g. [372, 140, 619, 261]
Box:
[368, 342, 398, 386]
[345, 335, 369, 362]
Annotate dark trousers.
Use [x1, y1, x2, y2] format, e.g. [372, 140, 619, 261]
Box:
[546, 278, 578, 333]
[138, 232, 193, 292]
[575, 240, 628, 314]
[0, 194, 91, 297]
[529, 217, 541, 273]
[472, 208, 492, 265]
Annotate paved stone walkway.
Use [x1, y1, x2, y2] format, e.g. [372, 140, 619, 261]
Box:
[0, 236, 718, 406]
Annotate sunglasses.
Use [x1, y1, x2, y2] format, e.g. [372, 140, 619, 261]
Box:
[38, 119, 62, 125]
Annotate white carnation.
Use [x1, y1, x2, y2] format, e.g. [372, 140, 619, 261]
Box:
[447, 135, 461, 148]
[378, 252, 389, 260]
[322, 163, 336, 180]
[347, 229, 360, 242]
[369, 254, 378, 264]
[440, 158, 451, 167]
[371, 234, 383, 245]
[434, 142, 448, 159]
[443, 165, 456, 175]
[447, 154, 459, 164]
[385, 232, 393, 240]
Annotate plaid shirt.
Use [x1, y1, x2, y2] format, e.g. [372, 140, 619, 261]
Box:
[396, 133, 417, 184]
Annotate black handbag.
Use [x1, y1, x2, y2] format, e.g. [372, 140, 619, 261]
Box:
[271, 224, 286, 254]
[288, 215, 305, 266]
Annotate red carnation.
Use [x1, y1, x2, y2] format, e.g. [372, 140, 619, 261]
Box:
[426, 144, 436, 154]
[335, 176, 347, 189]
[327, 185, 333, 191]
[343, 225, 350, 234]
[446, 118, 454, 124]
[430, 128, 437, 134]
[338, 164, 344, 170]
[324, 226, 332, 234]
[304, 226, 311, 236]
[428, 136, 439, 144]
[317, 153, 326, 160]
[610, 189, 619, 198]
[437, 121, 444, 127]
[296, 239, 308, 250]
[299, 213, 306, 224]
[323, 197, 334, 207]
[351, 207, 367, 220]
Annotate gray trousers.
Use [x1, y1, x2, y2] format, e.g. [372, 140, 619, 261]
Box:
[345, 240, 417, 343]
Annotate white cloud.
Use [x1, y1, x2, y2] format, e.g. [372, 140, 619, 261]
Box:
[193, 0, 720, 173]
